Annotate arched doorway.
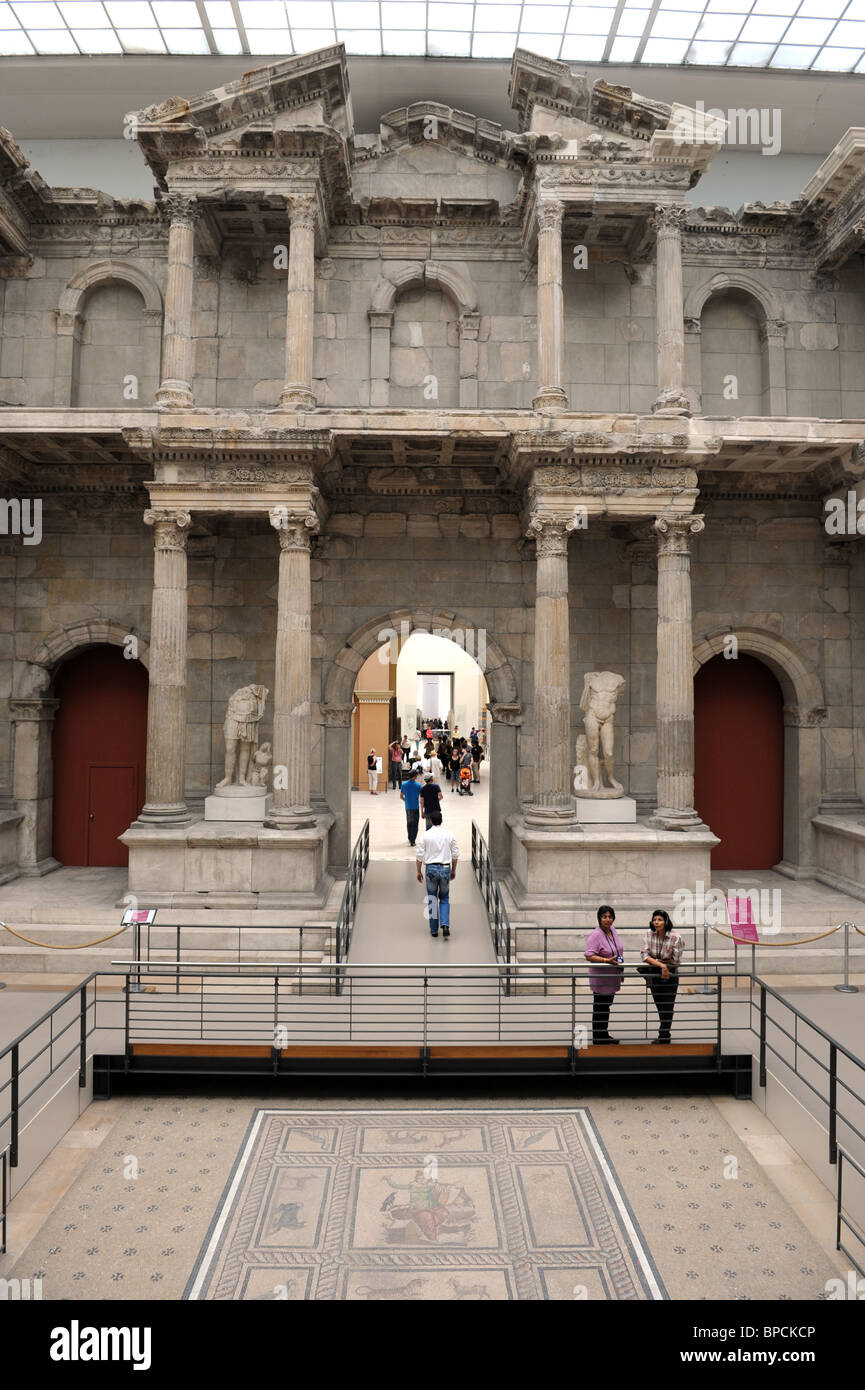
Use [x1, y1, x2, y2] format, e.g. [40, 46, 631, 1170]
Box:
[52, 646, 148, 866]
[694, 653, 783, 869]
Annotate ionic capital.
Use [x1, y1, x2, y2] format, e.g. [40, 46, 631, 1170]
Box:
[269, 502, 320, 551]
[527, 514, 574, 556]
[653, 513, 705, 556]
[143, 508, 192, 550]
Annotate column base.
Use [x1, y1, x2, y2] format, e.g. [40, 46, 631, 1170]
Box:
[524, 801, 580, 829]
[651, 389, 691, 416]
[532, 386, 569, 411]
[134, 802, 193, 827]
[650, 806, 703, 831]
[155, 380, 194, 408]
[265, 806, 317, 830]
[279, 384, 317, 408]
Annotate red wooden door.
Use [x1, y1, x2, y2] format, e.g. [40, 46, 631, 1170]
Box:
[694, 653, 784, 870]
[52, 646, 148, 866]
[88, 765, 138, 867]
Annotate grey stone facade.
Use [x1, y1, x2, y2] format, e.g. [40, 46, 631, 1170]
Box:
[2, 44, 865, 905]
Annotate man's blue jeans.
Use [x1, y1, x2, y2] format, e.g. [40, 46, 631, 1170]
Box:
[424, 864, 451, 934]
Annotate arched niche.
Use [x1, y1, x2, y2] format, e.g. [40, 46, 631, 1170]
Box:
[55, 260, 163, 408]
[368, 263, 480, 407]
[684, 272, 787, 417]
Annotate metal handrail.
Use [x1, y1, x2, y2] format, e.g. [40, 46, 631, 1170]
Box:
[334, 818, 370, 971]
[471, 821, 512, 968]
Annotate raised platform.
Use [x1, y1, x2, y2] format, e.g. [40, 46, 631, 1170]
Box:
[506, 813, 719, 909]
[120, 813, 335, 908]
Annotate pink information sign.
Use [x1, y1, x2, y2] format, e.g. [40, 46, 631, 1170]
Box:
[726, 896, 759, 942]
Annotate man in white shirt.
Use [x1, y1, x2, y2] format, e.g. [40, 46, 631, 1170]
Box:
[415, 812, 459, 939]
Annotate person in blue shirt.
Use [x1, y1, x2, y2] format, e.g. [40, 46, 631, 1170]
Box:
[400, 768, 423, 846]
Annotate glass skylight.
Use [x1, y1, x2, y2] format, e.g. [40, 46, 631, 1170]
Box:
[1, 0, 864, 72]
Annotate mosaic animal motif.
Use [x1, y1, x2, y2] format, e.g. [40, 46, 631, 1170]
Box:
[270, 1201, 305, 1232]
[383, 1128, 469, 1148]
[251, 1279, 297, 1300]
[356, 1277, 428, 1300]
[448, 1277, 492, 1300]
[281, 1172, 318, 1192]
[519, 1129, 553, 1148]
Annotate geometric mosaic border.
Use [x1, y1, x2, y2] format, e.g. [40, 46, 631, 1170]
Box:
[184, 1109, 667, 1301]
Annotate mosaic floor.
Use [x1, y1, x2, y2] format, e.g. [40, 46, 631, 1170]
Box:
[9, 1095, 842, 1301]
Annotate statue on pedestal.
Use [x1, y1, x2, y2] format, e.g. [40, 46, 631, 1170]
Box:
[575, 671, 626, 798]
[215, 684, 269, 789]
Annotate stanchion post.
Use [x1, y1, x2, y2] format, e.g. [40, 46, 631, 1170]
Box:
[834, 921, 859, 994]
[695, 919, 716, 995]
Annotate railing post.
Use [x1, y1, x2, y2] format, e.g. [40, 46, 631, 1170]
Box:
[836, 1152, 843, 1252]
[10, 1043, 19, 1168]
[716, 972, 722, 1063]
[299, 927, 303, 997]
[543, 929, 548, 998]
[1, 1149, 6, 1255]
[79, 983, 88, 1087]
[829, 1043, 838, 1165]
[759, 983, 767, 1089]
[124, 974, 131, 1068]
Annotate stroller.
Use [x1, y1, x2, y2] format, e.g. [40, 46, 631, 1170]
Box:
[458, 766, 473, 796]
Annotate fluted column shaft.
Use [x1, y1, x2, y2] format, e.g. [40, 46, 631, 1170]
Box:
[280, 197, 317, 409]
[527, 517, 576, 824]
[156, 196, 199, 408]
[652, 205, 690, 415]
[533, 199, 568, 411]
[139, 509, 192, 823]
[653, 514, 704, 826]
[267, 505, 319, 827]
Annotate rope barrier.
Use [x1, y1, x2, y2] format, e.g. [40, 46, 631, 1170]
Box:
[709, 922, 844, 947]
[0, 920, 131, 950]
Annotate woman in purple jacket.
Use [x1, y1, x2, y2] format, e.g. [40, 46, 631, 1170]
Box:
[584, 904, 625, 1044]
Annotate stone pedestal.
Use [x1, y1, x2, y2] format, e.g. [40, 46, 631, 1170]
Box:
[204, 786, 272, 822]
[121, 814, 334, 908]
[506, 814, 719, 909]
[574, 797, 637, 824]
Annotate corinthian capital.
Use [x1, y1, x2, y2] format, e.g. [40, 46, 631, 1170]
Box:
[143, 508, 192, 549]
[653, 513, 705, 556]
[536, 199, 564, 235]
[269, 502, 320, 550]
[161, 194, 201, 229]
[289, 195, 318, 232]
[651, 205, 689, 236]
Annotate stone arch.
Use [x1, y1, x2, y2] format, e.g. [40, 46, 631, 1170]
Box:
[17, 618, 150, 696]
[325, 607, 516, 707]
[693, 626, 824, 873]
[56, 259, 163, 408]
[368, 264, 480, 407]
[685, 272, 786, 417]
[322, 609, 519, 873]
[11, 621, 150, 876]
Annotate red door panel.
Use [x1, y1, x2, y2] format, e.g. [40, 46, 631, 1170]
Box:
[694, 653, 783, 870]
[88, 765, 138, 867]
[52, 646, 148, 866]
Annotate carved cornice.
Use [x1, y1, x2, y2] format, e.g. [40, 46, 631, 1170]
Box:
[143, 507, 192, 549]
[653, 513, 704, 555]
[487, 702, 522, 725]
[317, 702, 355, 727]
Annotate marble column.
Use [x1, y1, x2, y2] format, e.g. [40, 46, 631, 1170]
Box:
[10, 696, 58, 875]
[280, 196, 317, 409]
[652, 205, 691, 416]
[653, 514, 704, 828]
[526, 516, 576, 825]
[156, 195, 199, 408]
[138, 509, 192, 825]
[533, 199, 568, 411]
[487, 703, 522, 864]
[266, 504, 319, 828]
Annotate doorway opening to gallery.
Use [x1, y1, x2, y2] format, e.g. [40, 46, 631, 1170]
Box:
[52, 645, 148, 867]
[694, 652, 784, 870]
[350, 628, 490, 856]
